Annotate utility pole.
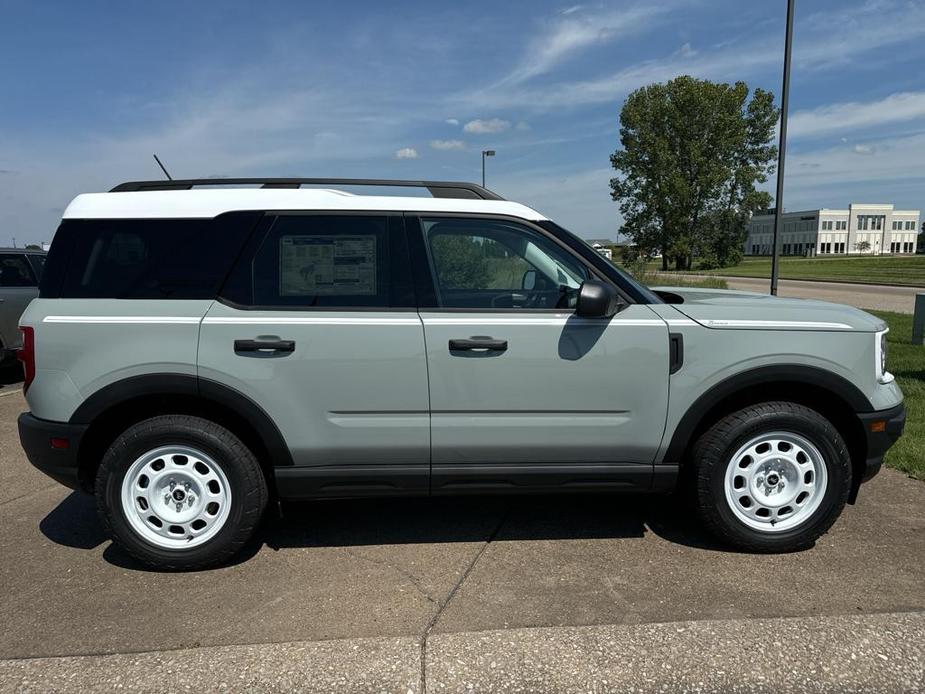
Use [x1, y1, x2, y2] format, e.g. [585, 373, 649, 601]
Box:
[770, 0, 795, 296]
[481, 150, 495, 187]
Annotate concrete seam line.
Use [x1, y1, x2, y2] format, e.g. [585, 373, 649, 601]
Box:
[0, 388, 22, 397]
[418, 504, 511, 694]
[0, 483, 60, 508]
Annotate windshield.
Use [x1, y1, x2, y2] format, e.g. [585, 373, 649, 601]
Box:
[537, 221, 663, 304]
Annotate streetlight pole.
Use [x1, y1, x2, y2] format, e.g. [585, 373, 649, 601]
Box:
[770, 0, 795, 296]
[481, 150, 495, 187]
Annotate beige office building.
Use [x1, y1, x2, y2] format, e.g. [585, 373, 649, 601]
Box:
[745, 203, 919, 256]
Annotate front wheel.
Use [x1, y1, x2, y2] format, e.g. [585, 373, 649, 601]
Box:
[693, 402, 851, 553]
[96, 415, 268, 570]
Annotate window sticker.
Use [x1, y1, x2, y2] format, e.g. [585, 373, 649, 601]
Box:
[279, 235, 377, 296]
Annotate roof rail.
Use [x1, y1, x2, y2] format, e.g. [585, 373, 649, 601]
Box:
[109, 178, 505, 200]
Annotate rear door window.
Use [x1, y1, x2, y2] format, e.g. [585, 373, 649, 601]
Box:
[221, 214, 414, 309]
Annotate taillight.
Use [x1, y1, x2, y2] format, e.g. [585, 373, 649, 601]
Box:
[16, 326, 35, 393]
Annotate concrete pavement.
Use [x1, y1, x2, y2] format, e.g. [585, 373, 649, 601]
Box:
[2, 386, 924, 690]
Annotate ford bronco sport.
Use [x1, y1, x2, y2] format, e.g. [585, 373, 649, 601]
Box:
[18, 178, 905, 570]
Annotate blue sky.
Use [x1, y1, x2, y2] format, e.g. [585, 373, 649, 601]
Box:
[1, 0, 924, 244]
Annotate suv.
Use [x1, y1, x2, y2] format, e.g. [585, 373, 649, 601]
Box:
[0, 248, 45, 361]
[18, 178, 905, 570]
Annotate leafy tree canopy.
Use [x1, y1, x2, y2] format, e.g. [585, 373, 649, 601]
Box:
[610, 76, 778, 270]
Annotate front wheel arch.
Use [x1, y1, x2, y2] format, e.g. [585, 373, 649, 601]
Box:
[665, 366, 869, 497]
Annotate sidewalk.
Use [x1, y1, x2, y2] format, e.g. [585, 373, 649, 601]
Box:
[3, 612, 922, 693]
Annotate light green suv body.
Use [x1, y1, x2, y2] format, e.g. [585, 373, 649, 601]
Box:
[17, 179, 906, 569]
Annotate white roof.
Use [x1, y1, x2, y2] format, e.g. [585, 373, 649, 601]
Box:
[62, 189, 547, 221]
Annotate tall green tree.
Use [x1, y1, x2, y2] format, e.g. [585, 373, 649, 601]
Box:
[610, 76, 778, 270]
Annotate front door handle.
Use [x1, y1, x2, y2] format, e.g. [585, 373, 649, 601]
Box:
[234, 338, 295, 353]
[449, 337, 508, 352]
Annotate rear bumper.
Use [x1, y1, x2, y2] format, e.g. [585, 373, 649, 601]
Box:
[18, 412, 87, 491]
[856, 402, 906, 485]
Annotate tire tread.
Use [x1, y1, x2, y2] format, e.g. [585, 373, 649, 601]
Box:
[95, 415, 268, 571]
[692, 401, 851, 553]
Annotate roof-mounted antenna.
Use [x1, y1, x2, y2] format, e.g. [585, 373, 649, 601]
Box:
[153, 154, 173, 181]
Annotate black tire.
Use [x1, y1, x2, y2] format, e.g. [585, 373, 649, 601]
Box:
[692, 401, 851, 553]
[96, 415, 268, 570]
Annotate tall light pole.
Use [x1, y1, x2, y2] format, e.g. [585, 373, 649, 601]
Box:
[481, 150, 495, 187]
[770, 0, 795, 296]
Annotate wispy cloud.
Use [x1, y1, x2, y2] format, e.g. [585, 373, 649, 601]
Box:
[463, 118, 511, 134]
[445, 118, 459, 126]
[459, 0, 925, 112]
[788, 131, 925, 188]
[430, 139, 465, 150]
[499, 4, 669, 86]
[394, 147, 419, 159]
[790, 92, 925, 139]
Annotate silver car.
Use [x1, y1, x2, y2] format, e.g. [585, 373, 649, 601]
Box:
[0, 248, 45, 360]
[17, 178, 905, 570]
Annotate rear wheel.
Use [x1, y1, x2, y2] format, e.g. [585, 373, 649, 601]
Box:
[96, 415, 267, 570]
[693, 402, 851, 552]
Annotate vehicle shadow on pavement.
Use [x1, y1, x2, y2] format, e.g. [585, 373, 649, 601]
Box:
[0, 363, 23, 388]
[40, 490, 731, 572]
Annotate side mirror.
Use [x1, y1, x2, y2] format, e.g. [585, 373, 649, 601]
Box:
[575, 280, 621, 318]
[521, 270, 536, 291]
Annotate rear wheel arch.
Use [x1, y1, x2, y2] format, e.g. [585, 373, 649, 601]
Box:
[71, 374, 292, 493]
[666, 365, 869, 491]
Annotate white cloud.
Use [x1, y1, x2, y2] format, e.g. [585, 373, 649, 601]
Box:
[445, 118, 459, 126]
[458, 1, 925, 112]
[790, 92, 925, 139]
[430, 139, 465, 150]
[500, 4, 669, 85]
[788, 131, 925, 188]
[394, 147, 419, 159]
[463, 118, 511, 134]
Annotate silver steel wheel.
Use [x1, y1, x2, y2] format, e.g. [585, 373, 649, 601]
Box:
[723, 432, 828, 533]
[120, 445, 232, 550]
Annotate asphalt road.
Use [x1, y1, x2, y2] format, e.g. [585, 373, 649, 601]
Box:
[657, 274, 925, 313]
[1, 387, 924, 691]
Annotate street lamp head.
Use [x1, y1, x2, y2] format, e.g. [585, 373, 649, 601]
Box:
[483, 150, 495, 157]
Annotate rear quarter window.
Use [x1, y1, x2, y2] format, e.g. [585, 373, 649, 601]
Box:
[41, 212, 261, 299]
[0, 254, 37, 287]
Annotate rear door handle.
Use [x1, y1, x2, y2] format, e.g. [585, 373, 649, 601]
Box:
[234, 338, 295, 353]
[449, 338, 508, 352]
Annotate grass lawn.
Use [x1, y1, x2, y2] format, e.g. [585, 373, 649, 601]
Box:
[649, 255, 925, 287]
[871, 310, 924, 480]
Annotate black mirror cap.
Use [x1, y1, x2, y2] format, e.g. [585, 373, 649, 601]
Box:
[576, 280, 622, 318]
